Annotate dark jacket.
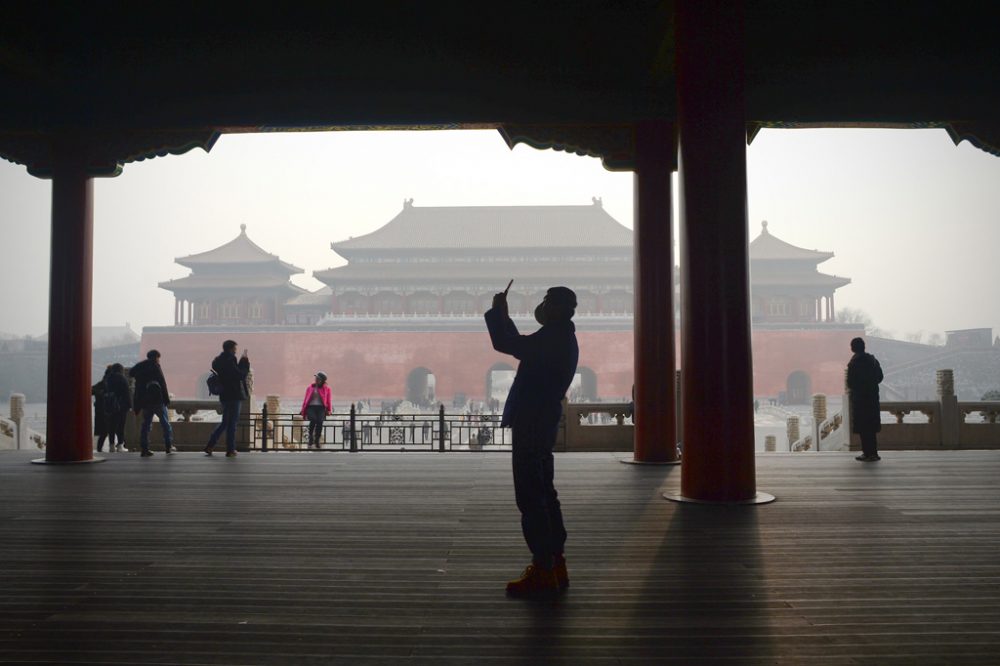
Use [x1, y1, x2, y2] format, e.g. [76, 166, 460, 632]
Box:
[105, 371, 132, 413]
[130, 359, 170, 411]
[847, 351, 883, 434]
[91, 372, 111, 436]
[485, 307, 579, 438]
[212, 351, 250, 402]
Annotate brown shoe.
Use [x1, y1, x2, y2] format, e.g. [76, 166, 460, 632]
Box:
[505, 564, 559, 598]
[553, 554, 569, 591]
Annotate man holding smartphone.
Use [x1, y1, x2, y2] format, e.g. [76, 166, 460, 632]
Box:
[485, 284, 579, 597]
[205, 339, 251, 458]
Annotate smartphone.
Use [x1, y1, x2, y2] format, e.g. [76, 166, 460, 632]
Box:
[503, 279, 513, 295]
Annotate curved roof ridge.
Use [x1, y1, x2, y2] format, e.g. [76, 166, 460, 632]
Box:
[749, 220, 834, 262]
[175, 225, 304, 274]
[331, 201, 632, 253]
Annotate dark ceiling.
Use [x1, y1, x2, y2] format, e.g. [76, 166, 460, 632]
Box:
[0, 1, 997, 131]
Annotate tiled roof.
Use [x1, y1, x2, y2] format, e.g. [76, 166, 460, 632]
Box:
[175, 225, 303, 274]
[286, 286, 333, 307]
[158, 275, 308, 292]
[749, 221, 834, 262]
[313, 260, 633, 285]
[750, 272, 851, 288]
[331, 200, 632, 253]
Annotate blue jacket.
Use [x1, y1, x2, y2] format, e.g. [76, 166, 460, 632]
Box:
[485, 307, 579, 436]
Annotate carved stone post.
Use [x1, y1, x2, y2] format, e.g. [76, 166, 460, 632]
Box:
[10, 393, 25, 450]
[786, 416, 800, 451]
[937, 369, 960, 448]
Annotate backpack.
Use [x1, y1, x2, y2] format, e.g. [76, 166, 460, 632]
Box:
[102, 378, 121, 414]
[146, 380, 164, 405]
[206, 370, 221, 396]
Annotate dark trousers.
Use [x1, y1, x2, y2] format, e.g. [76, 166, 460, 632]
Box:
[208, 400, 242, 453]
[860, 431, 879, 457]
[98, 410, 127, 450]
[511, 426, 566, 569]
[306, 405, 326, 446]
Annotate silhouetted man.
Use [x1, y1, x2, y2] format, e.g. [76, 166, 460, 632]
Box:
[205, 339, 250, 458]
[847, 337, 884, 462]
[485, 286, 579, 597]
[130, 349, 173, 457]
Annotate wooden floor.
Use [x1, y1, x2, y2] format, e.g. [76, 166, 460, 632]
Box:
[2, 449, 1000, 665]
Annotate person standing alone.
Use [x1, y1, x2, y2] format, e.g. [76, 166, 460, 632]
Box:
[300, 371, 332, 449]
[848, 337, 884, 462]
[485, 286, 579, 597]
[205, 340, 250, 458]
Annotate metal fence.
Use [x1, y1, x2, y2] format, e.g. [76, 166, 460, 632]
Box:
[249, 405, 521, 452]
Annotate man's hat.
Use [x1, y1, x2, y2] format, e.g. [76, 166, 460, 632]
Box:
[315, 371, 328, 381]
[546, 286, 577, 308]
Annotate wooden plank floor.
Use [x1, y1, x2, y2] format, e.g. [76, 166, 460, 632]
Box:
[2, 449, 1000, 665]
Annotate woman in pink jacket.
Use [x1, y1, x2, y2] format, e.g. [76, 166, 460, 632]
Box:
[301, 371, 332, 449]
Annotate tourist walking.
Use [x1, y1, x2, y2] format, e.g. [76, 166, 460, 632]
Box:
[204, 340, 250, 458]
[104, 363, 132, 452]
[300, 371, 332, 449]
[847, 337, 884, 462]
[92, 365, 112, 453]
[485, 285, 579, 597]
[130, 350, 174, 457]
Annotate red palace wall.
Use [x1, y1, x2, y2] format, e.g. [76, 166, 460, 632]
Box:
[141, 329, 636, 403]
[141, 326, 861, 403]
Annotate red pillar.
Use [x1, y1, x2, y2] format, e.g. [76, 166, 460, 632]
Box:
[39, 157, 101, 463]
[629, 120, 679, 464]
[673, 0, 770, 502]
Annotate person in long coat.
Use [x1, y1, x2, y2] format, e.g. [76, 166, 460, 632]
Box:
[91, 365, 112, 452]
[847, 337, 884, 462]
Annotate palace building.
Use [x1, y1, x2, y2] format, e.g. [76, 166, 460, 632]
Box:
[144, 201, 860, 404]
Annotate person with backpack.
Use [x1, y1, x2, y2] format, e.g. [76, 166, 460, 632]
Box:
[204, 340, 250, 458]
[91, 365, 113, 453]
[130, 349, 174, 457]
[300, 371, 332, 449]
[104, 363, 132, 452]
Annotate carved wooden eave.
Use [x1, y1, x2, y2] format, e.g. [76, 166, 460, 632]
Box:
[0, 129, 220, 178]
[747, 121, 1000, 158]
[498, 124, 637, 172]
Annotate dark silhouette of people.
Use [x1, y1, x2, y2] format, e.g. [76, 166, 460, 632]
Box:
[104, 363, 131, 451]
[91, 365, 113, 453]
[847, 337, 884, 462]
[130, 349, 173, 457]
[205, 339, 250, 458]
[485, 286, 579, 597]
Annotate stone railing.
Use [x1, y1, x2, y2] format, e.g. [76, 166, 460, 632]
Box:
[2, 394, 45, 451]
[559, 401, 633, 452]
[784, 370, 1000, 452]
[124, 398, 252, 451]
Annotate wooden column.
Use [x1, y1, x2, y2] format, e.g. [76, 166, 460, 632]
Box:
[830, 294, 835, 322]
[670, 0, 771, 502]
[628, 120, 679, 464]
[38, 156, 101, 463]
[174, 299, 179, 326]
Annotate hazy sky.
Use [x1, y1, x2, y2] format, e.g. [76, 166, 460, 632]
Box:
[0, 128, 998, 340]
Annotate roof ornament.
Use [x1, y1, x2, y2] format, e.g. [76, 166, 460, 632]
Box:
[761, 219, 769, 233]
[404, 198, 414, 208]
[240, 223, 247, 234]
[592, 196, 602, 207]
